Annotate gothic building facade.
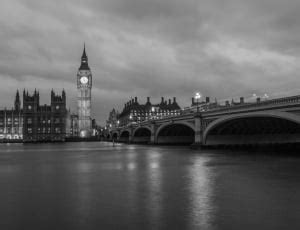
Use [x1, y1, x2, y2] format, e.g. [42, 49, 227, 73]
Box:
[106, 108, 119, 129]
[118, 97, 181, 127]
[23, 90, 67, 142]
[0, 91, 23, 140]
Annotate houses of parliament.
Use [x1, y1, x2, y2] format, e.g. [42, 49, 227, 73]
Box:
[0, 45, 96, 142]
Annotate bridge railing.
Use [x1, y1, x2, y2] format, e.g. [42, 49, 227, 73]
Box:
[202, 95, 300, 114]
[111, 95, 300, 129]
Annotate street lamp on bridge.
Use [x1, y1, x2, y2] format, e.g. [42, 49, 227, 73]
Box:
[194, 92, 201, 113]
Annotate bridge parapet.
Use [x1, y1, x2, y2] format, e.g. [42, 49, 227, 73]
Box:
[203, 95, 300, 115]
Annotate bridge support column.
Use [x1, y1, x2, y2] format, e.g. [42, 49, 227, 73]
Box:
[150, 122, 157, 144]
[128, 127, 133, 144]
[128, 134, 132, 143]
[192, 114, 203, 149]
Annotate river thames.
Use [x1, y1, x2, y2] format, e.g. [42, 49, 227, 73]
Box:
[0, 142, 299, 230]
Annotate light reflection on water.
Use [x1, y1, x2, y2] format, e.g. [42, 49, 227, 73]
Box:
[0, 142, 299, 230]
[188, 156, 214, 230]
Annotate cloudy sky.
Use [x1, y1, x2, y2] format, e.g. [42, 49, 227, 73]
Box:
[1, 0, 300, 124]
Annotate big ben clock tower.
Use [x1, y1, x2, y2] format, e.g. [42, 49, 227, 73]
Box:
[77, 44, 92, 137]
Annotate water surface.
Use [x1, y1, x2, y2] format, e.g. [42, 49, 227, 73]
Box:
[0, 142, 299, 230]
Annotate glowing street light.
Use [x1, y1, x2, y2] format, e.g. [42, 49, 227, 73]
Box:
[194, 92, 201, 113]
[263, 93, 269, 100]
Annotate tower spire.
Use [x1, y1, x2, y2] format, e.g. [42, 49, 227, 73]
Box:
[79, 43, 90, 70]
[82, 42, 87, 58]
[15, 90, 21, 111]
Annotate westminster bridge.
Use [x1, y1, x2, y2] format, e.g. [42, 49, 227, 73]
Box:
[107, 95, 300, 147]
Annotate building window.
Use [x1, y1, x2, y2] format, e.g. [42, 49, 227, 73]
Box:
[28, 128, 32, 134]
[27, 118, 32, 124]
[56, 105, 60, 110]
[28, 105, 32, 110]
[55, 127, 60, 133]
[48, 120, 51, 124]
[55, 118, 60, 123]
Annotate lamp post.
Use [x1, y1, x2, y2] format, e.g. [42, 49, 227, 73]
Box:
[193, 92, 203, 149]
[263, 93, 269, 101]
[129, 114, 132, 126]
[195, 92, 201, 113]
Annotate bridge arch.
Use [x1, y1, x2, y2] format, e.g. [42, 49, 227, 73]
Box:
[203, 111, 300, 145]
[106, 133, 111, 140]
[156, 121, 195, 144]
[133, 126, 152, 136]
[119, 130, 131, 143]
[133, 127, 151, 143]
[112, 132, 119, 140]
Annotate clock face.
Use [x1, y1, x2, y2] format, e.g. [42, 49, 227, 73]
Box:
[80, 76, 88, 84]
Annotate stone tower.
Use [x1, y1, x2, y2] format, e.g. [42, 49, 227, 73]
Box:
[14, 90, 21, 111]
[77, 44, 92, 137]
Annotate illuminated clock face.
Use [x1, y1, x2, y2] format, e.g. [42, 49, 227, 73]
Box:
[80, 76, 88, 84]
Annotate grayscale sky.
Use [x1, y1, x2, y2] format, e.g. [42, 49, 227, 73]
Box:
[1, 0, 300, 125]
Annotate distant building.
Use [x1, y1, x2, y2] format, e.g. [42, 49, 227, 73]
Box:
[118, 97, 181, 127]
[0, 91, 23, 140]
[23, 89, 67, 142]
[106, 108, 119, 129]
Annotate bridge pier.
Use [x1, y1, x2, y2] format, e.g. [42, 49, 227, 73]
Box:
[150, 122, 157, 144]
[192, 114, 203, 149]
[128, 132, 133, 143]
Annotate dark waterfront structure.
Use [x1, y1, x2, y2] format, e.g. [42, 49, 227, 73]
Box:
[23, 90, 67, 142]
[117, 97, 181, 127]
[110, 95, 300, 146]
[0, 91, 23, 141]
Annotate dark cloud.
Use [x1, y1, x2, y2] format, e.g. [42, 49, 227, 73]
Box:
[0, 0, 300, 124]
